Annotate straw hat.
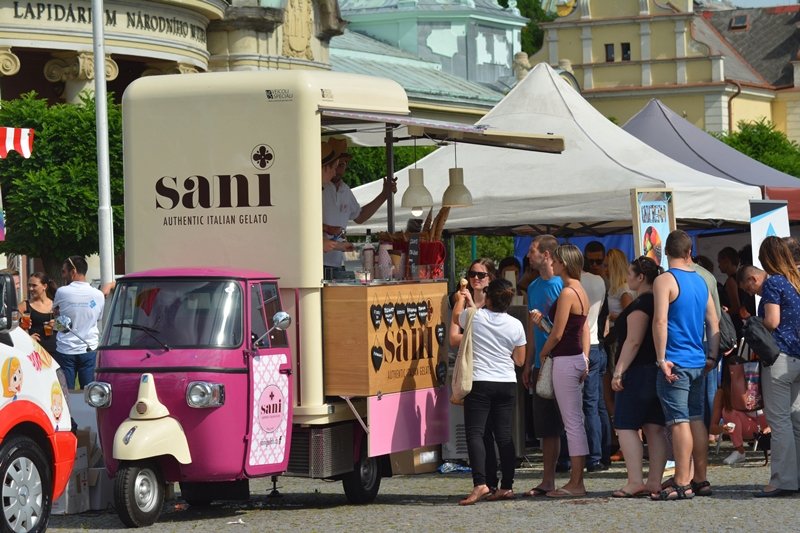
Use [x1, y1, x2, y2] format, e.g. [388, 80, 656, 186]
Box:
[328, 137, 352, 161]
[321, 140, 339, 165]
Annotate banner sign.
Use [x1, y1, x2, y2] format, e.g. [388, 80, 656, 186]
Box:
[750, 200, 790, 269]
[630, 188, 675, 271]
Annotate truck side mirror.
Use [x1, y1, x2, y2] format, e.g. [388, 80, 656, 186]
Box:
[253, 311, 292, 348]
[0, 272, 18, 346]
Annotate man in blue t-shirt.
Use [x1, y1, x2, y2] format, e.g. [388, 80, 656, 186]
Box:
[521, 235, 563, 496]
[653, 230, 719, 500]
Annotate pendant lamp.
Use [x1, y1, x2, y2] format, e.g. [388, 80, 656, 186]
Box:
[442, 167, 472, 207]
[401, 168, 433, 216]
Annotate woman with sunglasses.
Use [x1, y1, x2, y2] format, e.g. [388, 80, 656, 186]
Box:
[19, 272, 58, 355]
[531, 244, 590, 498]
[456, 278, 527, 505]
[450, 258, 495, 347]
[609, 256, 669, 498]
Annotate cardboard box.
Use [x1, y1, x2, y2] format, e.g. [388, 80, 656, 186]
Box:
[390, 444, 441, 475]
[88, 468, 114, 511]
[52, 447, 89, 515]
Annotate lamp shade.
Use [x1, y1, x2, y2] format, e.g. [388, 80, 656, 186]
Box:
[442, 168, 472, 207]
[401, 168, 433, 210]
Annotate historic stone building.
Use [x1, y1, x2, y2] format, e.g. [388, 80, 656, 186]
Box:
[527, 0, 800, 141]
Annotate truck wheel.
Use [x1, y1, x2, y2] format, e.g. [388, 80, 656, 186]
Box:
[342, 444, 381, 504]
[114, 462, 164, 528]
[0, 435, 52, 533]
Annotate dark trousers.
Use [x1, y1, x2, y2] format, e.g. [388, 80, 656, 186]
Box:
[464, 381, 517, 489]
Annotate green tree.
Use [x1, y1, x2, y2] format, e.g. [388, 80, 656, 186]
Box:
[716, 119, 800, 178]
[343, 145, 437, 188]
[497, 0, 555, 55]
[0, 92, 124, 279]
[452, 235, 515, 278]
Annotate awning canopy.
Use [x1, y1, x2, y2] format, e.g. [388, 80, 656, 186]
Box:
[0, 127, 34, 159]
[320, 109, 565, 154]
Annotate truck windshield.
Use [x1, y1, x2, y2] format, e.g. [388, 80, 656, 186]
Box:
[102, 279, 243, 349]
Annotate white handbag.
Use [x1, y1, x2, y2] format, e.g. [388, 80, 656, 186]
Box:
[536, 356, 555, 399]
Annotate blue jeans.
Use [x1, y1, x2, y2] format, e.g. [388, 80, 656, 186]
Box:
[53, 350, 96, 390]
[703, 364, 719, 428]
[656, 365, 705, 426]
[583, 344, 609, 466]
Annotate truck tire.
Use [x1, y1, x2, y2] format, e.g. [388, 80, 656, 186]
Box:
[342, 443, 381, 504]
[114, 461, 164, 528]
[0, 435, 52, 533]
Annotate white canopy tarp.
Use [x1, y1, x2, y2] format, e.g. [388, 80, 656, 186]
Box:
[352, 63, 761, 235]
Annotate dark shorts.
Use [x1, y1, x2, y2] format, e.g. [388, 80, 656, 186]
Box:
[613, 364, 665, 430]
[531, 368, 563, 438]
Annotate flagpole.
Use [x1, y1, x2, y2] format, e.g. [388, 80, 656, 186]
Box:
[93, 0, 114, 286]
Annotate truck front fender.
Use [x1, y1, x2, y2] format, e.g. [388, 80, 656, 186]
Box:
[112, 417, 191, 464]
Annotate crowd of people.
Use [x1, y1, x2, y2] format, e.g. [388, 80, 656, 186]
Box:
[452, 229, 800, 503]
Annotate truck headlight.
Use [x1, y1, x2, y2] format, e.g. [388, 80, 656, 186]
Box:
[84, 381, 112, 408]
[186, 382, 225, 408]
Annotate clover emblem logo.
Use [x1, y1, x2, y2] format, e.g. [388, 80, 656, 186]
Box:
[252, 144, 275, 170]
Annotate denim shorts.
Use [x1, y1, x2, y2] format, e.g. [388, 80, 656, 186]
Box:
[614, 364, 665, 430]
[655, 364, 705, 426]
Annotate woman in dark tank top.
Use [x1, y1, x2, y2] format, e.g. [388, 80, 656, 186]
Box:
[531, 244, 590, 498]
[19, 272, 57, 354]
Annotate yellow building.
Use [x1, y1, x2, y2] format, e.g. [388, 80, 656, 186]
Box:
[530, 1, 800, 142]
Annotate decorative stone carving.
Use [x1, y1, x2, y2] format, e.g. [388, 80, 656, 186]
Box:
[44, 52, 118, 82]
[0, 47, 20, 76]
[283, 0, 314, 60]
[142, 61, 200, 76]
[512, 52, 531, 81]
[315, 0, 347, 41]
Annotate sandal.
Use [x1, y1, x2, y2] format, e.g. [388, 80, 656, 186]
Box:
[691, 480, 712, 497]
[522, 487, 548, 497]
[651, 484, 694, 501]
[485, 489, 514, 501]
[459, 486, 491, 506]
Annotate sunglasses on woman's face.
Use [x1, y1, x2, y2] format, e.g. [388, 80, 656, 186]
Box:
[468, 270, 489, 280]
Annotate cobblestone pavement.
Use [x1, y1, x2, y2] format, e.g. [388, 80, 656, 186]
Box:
[50, 444, 797, 533]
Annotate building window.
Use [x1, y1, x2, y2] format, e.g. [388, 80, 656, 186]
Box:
[621, 42, 631, 61]
[604, 43, 614, 63]
[730, 14, 749, 30]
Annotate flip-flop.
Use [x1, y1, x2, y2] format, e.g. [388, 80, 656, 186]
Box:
[485, 489, 515, 501]
[546, 487, 587, 499]
[459, 489, 491, 506]
[522, 487, 549, 497]
[612, 488, 649, 498]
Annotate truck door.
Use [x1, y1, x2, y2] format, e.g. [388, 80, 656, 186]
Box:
[245, 281, 293, 476]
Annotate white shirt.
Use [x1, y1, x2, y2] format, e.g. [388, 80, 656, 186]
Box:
[582, 271, 606, 345]
[53, 281, 105, 354]
[322, 180, 360, 267]
[460, 308, 526, 382]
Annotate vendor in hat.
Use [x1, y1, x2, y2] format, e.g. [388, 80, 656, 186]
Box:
[322, 137, 396, 279]
[322, 140, 355, 256]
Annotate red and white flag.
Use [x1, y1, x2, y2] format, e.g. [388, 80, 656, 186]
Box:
[0, 127, 34, 159]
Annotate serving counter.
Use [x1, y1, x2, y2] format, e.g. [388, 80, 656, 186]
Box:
[322, 280, 449, 397]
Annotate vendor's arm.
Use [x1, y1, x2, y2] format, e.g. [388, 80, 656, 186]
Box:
[353, 177, 396, 224]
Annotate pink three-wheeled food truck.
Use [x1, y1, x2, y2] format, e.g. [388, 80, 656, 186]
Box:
[84, 70, 564, 527]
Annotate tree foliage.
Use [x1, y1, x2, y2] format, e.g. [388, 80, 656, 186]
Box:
[716, 119, 800, 178]
[497, 0, 555, 55]
[342, 145, 437, 188]
[452, 235, 515, 278]
[0, 92, 124, 278]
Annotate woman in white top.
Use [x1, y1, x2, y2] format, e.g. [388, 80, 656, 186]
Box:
[456, 279, 526, 505]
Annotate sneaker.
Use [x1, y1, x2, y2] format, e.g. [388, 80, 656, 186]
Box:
[586, 462, 609, 473]
[723, 450, 747, 465]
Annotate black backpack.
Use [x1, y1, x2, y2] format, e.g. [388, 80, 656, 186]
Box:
[742, 316, 781, 367]
[718, 311, 738, 357]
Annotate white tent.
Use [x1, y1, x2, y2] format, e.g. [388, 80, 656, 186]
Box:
[352, 63, 761, 235]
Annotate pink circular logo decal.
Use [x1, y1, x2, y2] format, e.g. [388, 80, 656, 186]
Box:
[258, 385, 284, 432]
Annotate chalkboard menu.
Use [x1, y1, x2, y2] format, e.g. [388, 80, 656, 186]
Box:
[408, 235, 420, 274]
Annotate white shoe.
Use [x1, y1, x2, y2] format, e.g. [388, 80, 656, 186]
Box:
[723, 450, 746, 465]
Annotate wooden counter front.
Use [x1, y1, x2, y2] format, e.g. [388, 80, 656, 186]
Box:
[322, 281, 449, 397]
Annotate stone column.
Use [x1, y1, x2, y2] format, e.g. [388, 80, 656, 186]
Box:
[44, 52, 119, 103]
[142, 62, 200, 76]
